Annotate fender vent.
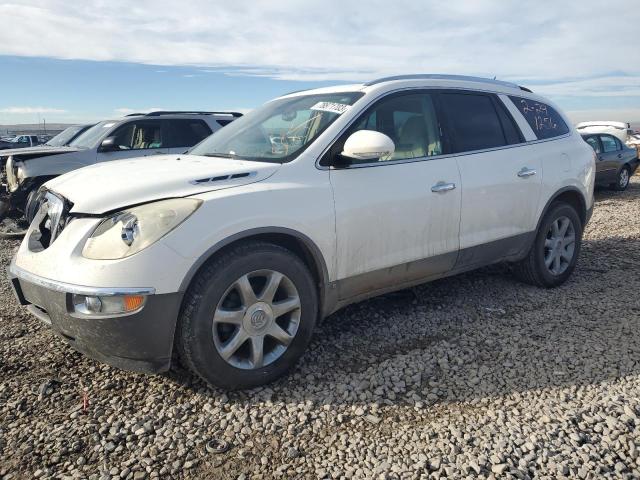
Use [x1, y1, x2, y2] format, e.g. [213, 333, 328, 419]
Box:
[191, 172, 254, 185]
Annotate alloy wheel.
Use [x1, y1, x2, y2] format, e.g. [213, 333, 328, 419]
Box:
[212, 270, 301, 369]
[619, 168, 630, 189]
[543, 216, 576, 275]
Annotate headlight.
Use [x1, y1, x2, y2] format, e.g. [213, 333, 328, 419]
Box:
[82, 198, 202, 260]
[16, 165, 25, 184]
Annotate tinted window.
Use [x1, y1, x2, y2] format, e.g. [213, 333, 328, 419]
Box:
[584, 136, 601, 154]
[600, 135, 619, 153]
[440, 93, 506, 152]
[166, 119, 212, 148]
[110, 121, 164, 150]
[508, 96, 570, 140]
[495, 100, 523, 144]
[346, 93, 442, 163]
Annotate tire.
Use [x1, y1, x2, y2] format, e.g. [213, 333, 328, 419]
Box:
[513, 202, 583, 288]
[176, 241, 318, 390]
[610, 165, 630, 191]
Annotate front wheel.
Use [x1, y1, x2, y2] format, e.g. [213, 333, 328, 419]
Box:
[176, 242, 318, 390]
[611, 166, 630, 191]
[513, 202, 583, 288]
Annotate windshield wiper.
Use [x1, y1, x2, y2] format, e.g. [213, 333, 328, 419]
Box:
[203, 153, 243, 159]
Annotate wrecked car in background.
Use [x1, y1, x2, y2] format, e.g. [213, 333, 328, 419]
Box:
[0, 111, 241, 222]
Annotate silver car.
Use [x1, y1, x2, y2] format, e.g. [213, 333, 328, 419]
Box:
[0, 111, 241, 222]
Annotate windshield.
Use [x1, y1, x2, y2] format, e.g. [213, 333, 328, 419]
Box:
[69, 120, 118, 149]
[189, 92, 364, 162]
[46, 126, 84, 147]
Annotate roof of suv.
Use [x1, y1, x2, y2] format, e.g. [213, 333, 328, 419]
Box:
[281, 74, 534, 99]
[123, 111, 243, 118]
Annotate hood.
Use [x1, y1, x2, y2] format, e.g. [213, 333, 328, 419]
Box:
[0, 145, 80, 158]
[46, 154, 280, 214]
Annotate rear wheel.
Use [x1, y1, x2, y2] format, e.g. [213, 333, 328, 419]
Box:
[611, 166, 630, 191]
[176, 242, 318, 390]
[513, 202, 582, 288]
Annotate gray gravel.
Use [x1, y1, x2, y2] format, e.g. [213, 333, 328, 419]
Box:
[2, 179, 640, 479]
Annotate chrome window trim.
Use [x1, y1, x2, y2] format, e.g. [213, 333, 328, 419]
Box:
[315, 86, 571, 171]
[10, 261, 156, 297]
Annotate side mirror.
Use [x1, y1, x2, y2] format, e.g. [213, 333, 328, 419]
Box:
[99, 136, 118, 152]
[340, 130, 395, 162]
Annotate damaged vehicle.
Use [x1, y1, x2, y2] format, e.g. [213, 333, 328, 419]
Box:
[43, 124, 96, 148]
[0, 111, 241, 222]
[9, 75, 595, 389]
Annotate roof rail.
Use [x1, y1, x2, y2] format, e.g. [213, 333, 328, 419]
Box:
[363, 74, 525, 90]
[125, 111, 243, 118]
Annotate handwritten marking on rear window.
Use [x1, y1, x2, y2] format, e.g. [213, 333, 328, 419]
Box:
[310, 102, 351, 115]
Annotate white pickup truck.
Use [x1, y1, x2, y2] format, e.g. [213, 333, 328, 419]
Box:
[0, 135, 42, 150]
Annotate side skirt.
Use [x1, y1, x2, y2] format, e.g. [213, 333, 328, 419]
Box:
[325, 232, 534, 316]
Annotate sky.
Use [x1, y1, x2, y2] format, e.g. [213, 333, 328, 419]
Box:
[0, 0, 638, 126]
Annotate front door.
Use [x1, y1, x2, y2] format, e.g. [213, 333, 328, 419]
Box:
[327, 91, 461, 299]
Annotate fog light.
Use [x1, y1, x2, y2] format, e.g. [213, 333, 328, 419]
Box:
[84, 296, 102, 313]
[72, 293, 147, 316]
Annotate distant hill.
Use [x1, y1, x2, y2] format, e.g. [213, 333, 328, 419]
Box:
[0, 123, 75, 136]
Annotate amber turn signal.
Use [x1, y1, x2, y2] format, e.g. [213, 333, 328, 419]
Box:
[123, 295, 145, 312]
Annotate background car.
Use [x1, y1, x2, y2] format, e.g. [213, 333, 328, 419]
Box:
[582, 133, 639, 190]
[0, 135, 42, 150]
[0, 111, 241, 222]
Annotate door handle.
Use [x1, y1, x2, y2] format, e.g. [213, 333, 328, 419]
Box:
[618, 154, 622, 159]
[431, 181, 456, 193]
[517, 167, 537, 178]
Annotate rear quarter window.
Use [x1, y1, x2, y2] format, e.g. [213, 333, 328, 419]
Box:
[509, 96, 570, 140]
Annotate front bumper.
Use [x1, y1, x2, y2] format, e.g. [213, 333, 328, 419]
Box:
[8, 262, 183, 373]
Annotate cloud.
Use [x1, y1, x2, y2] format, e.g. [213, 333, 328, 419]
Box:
[0, 106, 67, 114]
[0, 0, 637, 92]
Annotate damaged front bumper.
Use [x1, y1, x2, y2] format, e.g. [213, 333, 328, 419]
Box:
[8, 261, 183, 373]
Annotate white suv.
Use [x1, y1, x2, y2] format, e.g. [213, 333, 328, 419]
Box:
[9, 75, 595, 389]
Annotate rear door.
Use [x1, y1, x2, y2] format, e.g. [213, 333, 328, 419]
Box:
[439, 90, 541, 263]
[97, 119, 168, 163]
[164, 119, 213, 154]
[583, 135, 608, 178]
[599, 134, 622, 182]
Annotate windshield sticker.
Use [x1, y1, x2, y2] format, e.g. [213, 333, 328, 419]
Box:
[310, 102, 351, 115]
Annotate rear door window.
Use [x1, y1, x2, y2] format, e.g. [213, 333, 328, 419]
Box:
[508, 96, 570, 140]
[440, 92, 507, 152]
[165, 119, 212, 148]
[600, 135, 619, 153]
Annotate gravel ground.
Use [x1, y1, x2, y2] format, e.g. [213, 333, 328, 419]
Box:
[1, 178, 640, 480]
